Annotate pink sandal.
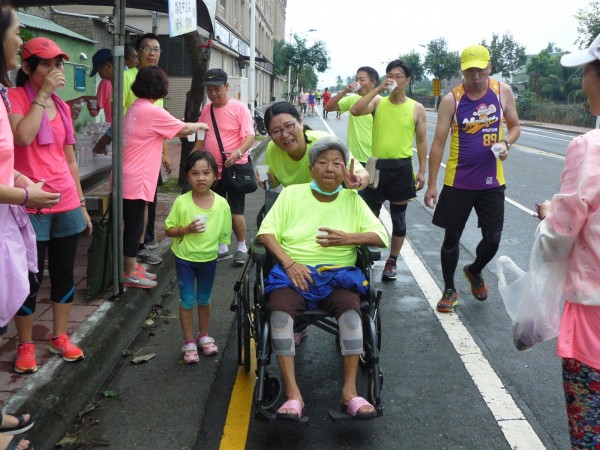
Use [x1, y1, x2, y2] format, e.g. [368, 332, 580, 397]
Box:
[343, 396, 376, 419]
[198, 335, 218, 356]
[182, 342, 199, 364]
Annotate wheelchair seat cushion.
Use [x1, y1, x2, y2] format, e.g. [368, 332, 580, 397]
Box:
[264, 264, 368, 310]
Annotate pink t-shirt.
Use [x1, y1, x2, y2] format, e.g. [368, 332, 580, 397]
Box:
[9, 87, 79, 213]
[199, 98, 254, 178]
[97, 78, 112, 124]
[300, 92, 308, 104]
[0, 97, 13, 186]
[122, 98, 184, 201]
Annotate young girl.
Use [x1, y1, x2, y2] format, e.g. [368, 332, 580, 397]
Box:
[165, 151, 232, 363]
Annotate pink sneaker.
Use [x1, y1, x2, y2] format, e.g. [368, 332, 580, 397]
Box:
[182, 342, 199, 364]
[15, 342, 37, 374]
[49, 334, 84, 362]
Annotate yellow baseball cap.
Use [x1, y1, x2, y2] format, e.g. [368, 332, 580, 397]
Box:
[461, 45, 490, 70]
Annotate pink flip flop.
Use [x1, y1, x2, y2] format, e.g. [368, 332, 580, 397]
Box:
[276, 399, 303, 421]
[343, 396, 377, 419]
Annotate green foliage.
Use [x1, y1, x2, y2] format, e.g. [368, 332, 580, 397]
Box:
[480, 33, 526, 79]
[272, 39, 287, 77]
[575, 1, 600, 48]
[525, 48, 583, 101]
[398, 51, 425, 95]
[282, 35, 330, 94]
[423, 38, 461, 81]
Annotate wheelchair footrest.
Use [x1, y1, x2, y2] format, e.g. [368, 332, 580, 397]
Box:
[328, 405, 383, 422]
[255, 407, 309, 424]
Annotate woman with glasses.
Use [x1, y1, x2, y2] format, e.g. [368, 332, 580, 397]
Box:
[8, 37, 92, 374]
[263, 101, 368, 191]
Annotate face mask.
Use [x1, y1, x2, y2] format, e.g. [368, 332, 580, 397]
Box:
[310, 179, 343, 196]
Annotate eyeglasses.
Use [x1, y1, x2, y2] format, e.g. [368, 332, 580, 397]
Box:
[269, 122, 296, 139]
[388, 74, 407, 80]
[140, 46, 161, 54]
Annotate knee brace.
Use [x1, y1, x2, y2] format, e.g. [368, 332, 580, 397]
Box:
[338, 310, 363, 356]
[270, 311, 295, 356]
[390, 203, 408, 237]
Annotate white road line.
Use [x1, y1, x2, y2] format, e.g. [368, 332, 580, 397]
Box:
[379, 208, 545, 450]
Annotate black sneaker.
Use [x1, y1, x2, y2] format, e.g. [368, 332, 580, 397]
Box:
[382, 258, 397, 280]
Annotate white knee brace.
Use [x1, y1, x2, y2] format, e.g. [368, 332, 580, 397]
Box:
[339, 309, 363, 355]
[270, 311, 295, 356]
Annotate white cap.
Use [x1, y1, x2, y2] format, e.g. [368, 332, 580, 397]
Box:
[561, 34, 600, 67]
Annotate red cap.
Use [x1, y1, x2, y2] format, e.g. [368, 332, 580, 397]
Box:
[22, 37, 70, 61]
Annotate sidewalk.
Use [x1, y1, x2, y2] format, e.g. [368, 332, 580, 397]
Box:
[0, 138, 267, 447]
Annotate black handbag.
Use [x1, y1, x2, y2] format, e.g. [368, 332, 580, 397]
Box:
[86, 204, 113, 298]
[210, 105, 258, 194]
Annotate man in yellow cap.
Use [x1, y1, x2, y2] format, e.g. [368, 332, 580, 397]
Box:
[424, 44, 520, 313]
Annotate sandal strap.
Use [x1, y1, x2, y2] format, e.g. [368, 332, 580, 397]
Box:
[182, 342, 198, 352]
[198, 336, 215, 346]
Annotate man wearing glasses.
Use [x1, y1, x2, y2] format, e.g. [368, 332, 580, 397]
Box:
[93, 33, 169, 265]
[351, 60, 427, 281]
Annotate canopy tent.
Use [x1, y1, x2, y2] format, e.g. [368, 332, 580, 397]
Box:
[15, 0, 214, 35]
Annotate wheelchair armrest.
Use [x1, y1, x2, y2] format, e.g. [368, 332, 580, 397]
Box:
[362, 245, 381, 262]
[251, 238, 266, 264]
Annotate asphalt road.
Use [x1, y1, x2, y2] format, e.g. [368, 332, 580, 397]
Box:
[60, 106, 578, 449]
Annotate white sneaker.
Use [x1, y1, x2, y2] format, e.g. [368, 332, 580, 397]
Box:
[123, 273, 157, 289]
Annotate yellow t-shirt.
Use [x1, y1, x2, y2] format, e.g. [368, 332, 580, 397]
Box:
[372, 97, 416, 159]
[165, 191, 231, 262]
[123, 67, 163, 113]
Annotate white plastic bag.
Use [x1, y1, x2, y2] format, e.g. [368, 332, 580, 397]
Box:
[496, 252, 565, 352]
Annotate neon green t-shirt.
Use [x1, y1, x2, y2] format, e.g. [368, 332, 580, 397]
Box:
[257, 184, 388, 267]
[338, 94, 376, 164]
[123, 67, 163, 113]
[165, 191, 232, 262]
[372, 97, 416, 159]
[264, 130, 364, 187]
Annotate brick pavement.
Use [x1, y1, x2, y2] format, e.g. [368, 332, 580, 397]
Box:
[0, 140, 184, 405]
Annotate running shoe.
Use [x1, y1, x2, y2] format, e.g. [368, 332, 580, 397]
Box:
[463, 265, 489, 301]
[124, 273, 157, 289]
[437, 289, 459, 313]
[14, 342, 37, 374]
[136, 263, 157, 280]
[136, 247, 163, 265]
[217, 251, 233, 261]
[145, 236, 159, 250]
[49, 334, 84, 362]
[233, 250, 247, 266]
[382, 258, 397, 280]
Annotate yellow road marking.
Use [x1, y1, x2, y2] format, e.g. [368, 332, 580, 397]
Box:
[219, 342, 256, 450]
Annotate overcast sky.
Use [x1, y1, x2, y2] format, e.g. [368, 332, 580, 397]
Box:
[285, 0, 593, 88]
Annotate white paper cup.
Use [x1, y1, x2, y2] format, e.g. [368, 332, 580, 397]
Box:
[491, 143, 503, 159]
[385, 80, 397, 93]
[351, 83, 360, 93]
[187, 133, 196, 142]
[194, 214, 207, 228]
[89, 99, 98, 109]
[256, 165, 269, 182]
[197, 129, 206, 140]
[316, 228, 328, 237]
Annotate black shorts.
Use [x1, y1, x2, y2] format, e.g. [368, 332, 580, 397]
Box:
[268, 287, 361, 320]
[362, 160, 416, 205]
[213, 176, 245, 215]
[432, 185, 506, 232]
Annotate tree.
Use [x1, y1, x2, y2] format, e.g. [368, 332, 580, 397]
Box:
[525, 47, 582, 101]
[480, 33, 526, 79]
[399, 51, 425, 95]
[423, 38, 461, 81]
[272, 39, 287, 77]
[575, 1, 600, 48]
[281, 35, 330, 95]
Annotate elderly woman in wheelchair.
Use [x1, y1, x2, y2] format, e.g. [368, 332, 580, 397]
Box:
[256, 137, 388, 421]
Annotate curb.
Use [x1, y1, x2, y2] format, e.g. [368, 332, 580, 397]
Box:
[4, 245, 176, 448]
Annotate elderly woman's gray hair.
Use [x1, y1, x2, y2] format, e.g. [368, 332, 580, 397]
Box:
[309, 136, 350, 166]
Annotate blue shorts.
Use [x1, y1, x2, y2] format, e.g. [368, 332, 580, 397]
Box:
[29, 207, 87, 241]
[175, 256, 217, 309]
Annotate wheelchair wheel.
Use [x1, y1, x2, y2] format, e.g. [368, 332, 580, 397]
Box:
[367, 366, 384, 407]
[255, 372, 282, 411]
[237, 272, 252, 373]
[360, 307, 381, 367]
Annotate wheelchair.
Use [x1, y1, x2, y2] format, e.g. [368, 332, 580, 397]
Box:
[231, 238, 384, 422]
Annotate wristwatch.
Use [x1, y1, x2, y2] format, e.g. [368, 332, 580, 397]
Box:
[501, 139, 511, 150]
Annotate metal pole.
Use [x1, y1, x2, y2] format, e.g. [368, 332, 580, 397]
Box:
[287, 31, 292, 99]
[249, 0, 255, 114]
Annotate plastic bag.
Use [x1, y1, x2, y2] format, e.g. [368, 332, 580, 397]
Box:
[497, 252, 565, 352]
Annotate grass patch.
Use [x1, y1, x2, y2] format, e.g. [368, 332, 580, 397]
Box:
[158, 177, 181, 195]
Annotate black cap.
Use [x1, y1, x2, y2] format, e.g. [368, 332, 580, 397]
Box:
[90, 48, 113, 77]
[202, 68, 228, 86]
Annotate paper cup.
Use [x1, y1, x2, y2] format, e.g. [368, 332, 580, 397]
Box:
[351, 83, 360, 93]
[194, 214, 207, 227]
[385, 80, 397, 93]
[187, 133, 196, 142]
[197, 129, 206, 140]
[491, 143, 503, 159]
[256, 165, 269, 182]
[89, 99, 98, 109]
[316, 228, 328, 237]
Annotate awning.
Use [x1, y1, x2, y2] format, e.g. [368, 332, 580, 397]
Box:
[18, 12, 97, 42]
[15, 0, 214, 35]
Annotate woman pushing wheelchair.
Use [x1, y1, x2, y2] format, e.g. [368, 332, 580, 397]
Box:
[256, 137, 388, 420]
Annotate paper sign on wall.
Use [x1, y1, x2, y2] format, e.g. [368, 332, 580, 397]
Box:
[168, 0, 197, 37]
